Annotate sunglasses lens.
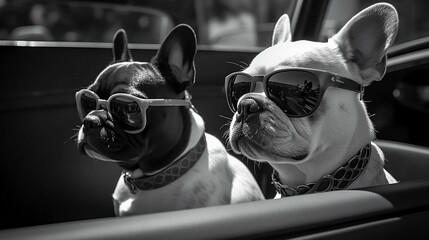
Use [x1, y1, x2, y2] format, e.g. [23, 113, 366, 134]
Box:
[110, 96, 144, 131]
[80, 91, 98, 118]
[228, 74, 253, 111]
[266, 71, 321, 116]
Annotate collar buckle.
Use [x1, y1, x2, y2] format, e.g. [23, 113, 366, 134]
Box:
[360, 86, 365, 101]
[123, 172, 138, 194]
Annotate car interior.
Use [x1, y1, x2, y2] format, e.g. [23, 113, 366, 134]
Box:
[0, 0, 428, 239]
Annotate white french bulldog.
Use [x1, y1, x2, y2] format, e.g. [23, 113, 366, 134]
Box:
[226, 3, 398, 198]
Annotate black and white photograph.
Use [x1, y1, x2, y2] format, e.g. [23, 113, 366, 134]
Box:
[1, 0, 429, 239]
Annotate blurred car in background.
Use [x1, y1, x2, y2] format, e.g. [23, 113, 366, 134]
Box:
[0, 0, 429, 239]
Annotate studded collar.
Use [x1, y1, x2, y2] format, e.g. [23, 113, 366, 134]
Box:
[123, 134, 207, 193]
[272, 143, 371, 197]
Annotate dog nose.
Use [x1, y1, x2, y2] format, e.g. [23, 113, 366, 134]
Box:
[236, 98, 261, 122]
[83, 114, 102, 129]
[83, 110, 111, 130]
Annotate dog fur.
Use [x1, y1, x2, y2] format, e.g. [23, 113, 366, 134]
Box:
[228, 3, 398, 198]
[77, 25, 264, 215]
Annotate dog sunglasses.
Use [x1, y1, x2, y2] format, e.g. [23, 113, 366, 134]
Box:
[75, 89, 191, 134]
[225, 67, 363, 117]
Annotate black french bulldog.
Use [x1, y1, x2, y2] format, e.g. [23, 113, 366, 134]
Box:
[76, 25, 264, 215]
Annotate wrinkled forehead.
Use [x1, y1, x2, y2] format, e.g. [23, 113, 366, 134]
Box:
[95, 62, 162, 86]
[89, 62, 165, 97]
[244, 40, 349, 77]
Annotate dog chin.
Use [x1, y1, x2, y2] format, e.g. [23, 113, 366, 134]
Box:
[78, 127, 143, 163]
[82, 145, 141, 163]
[234, 137, 308, 162]
[84, 148, 121, 162]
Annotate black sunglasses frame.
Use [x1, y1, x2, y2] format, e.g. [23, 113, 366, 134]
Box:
[224, 67, 363, 117]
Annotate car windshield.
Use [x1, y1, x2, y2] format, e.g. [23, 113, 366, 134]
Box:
[1, 0, 428, 48]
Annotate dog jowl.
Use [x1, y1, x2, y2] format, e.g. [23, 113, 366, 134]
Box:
[76, 25, 264, 215]
[225, 3, 398, 198]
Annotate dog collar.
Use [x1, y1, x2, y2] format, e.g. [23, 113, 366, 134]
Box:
[123, 134, 207, 193]
[272, 143, 371, 197]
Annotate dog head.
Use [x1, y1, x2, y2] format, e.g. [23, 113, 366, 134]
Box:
[227, 3, 398, 170]
[76, 25, 197, 172]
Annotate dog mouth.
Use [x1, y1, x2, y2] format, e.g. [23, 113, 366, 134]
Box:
[77, 126, 143, 162]
[235, 136, 307, 162]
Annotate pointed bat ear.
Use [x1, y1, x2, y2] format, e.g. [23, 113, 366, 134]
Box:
[152, 24, 197, 93]
[112, 29, 133, 63]
[272, 14, 292, 45]
[331, 3, 398, 85]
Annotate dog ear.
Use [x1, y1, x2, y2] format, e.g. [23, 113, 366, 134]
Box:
[272, 14, 292, 45]
[112, 29, 133, 62]
[332, 3, 398, 85]
[152, 24, 197, 93]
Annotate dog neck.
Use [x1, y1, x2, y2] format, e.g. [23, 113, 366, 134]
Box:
[122, 109, 206, 192]
[118, 106, 192, 173]
[272, 143, 371, 197]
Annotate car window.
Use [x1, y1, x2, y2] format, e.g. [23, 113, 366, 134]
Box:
[0, 1, 176, 44]
[2, 0, 428, 48]
[321, 0, 429, 45]
[0, 0, 296, 48]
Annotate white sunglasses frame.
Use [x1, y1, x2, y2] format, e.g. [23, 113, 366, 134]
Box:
[75, 89, 192, 134]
